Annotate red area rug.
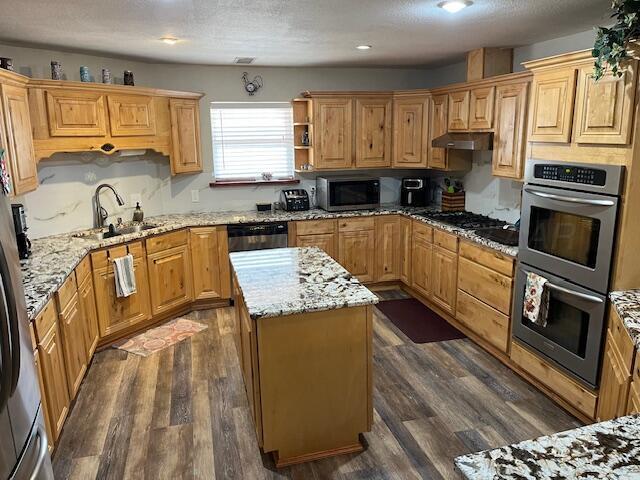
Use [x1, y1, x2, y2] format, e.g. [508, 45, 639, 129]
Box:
[115, 318, 207, 356]
[377, 298, 466, 344]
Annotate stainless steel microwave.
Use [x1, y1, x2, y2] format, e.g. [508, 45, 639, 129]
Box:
[316, 176, 380, 211]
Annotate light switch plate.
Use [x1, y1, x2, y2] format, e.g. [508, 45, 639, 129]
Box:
[191, 190, 200, 203]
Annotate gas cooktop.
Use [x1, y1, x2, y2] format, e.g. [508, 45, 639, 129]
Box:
[415, 211, 520, 246]
[416, 211, 508, 229]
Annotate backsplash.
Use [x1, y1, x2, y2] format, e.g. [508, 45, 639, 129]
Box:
[16, 156, 404, 238]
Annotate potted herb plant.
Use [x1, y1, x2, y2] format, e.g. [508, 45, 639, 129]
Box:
[592, 0, 640, 80]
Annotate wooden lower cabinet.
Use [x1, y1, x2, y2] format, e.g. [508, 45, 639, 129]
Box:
[92, 244, 152, 338]
[58, 292, 88, 399]
[430, 246, 457, 315]
[296, 233, 338, 259]
[456, 290, 510, 353]
[374, 216, 402, 282]
[399, 217, 412, 284]
[33, 350, 54, 453]
[457, 257, 512, 315]
[77, 273, 99, 359]
[597, 330, 633, 421]
[411, 233, 432, 298]
[627, 353, 640, 415]
[148, 243, 193, 315]
[338, 229, 375, 283]
[190, 227, 231, 301]
[34, 300, 70, 445]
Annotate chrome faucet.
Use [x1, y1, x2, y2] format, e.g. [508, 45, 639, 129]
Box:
[94, 184, 125, 228]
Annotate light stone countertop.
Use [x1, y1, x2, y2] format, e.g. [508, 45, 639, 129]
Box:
[454, 414, 640, 479]
[609, 289, 640, 349]
[20, 205, 518, 321]
[229, 247, 379, 319]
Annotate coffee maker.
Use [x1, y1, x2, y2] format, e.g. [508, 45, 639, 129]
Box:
[401, 178, 430, 207]
[11, 204, 31, 259]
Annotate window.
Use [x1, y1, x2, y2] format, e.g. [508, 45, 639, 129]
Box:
[211, 102, 294, 182]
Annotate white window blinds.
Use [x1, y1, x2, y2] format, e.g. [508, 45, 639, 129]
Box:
[211, 102, 294, 181]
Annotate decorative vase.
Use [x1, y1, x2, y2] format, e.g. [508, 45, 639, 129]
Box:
[101, 68, 112, 84]
[124, 70, 134, 86]
[80, 66, 90, 82]
[51, 61, 63, 80]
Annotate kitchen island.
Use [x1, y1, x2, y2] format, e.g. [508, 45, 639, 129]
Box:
[229, 247, 379, 467]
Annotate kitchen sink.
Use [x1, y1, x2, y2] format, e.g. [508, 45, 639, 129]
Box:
[72, 223, 159, 241]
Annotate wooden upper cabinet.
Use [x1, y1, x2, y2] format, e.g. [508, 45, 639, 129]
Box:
[528, 68, 577, 143]
[355, 96, 391, 168]
[447, 90, 470, 131]
[393, 97, 427, 167]
[190, 227, 231, 301]
[1, 84, 38, 194]
[107, 94, 156, 136]
[45, 89, 107, 137]
[573, 62, 637, 145]
[492, 82, 529, 179]
[314, 97, 353, 169]
[468, 86, 495, 130]
[429, 94, 448, 169]
[170, 98, 202, 174]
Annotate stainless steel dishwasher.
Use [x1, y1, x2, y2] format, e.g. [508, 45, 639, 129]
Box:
[227, 222, 289, 252]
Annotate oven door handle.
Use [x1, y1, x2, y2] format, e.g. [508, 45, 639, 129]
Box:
[545, 282, 604, 304]
[524, 187, 615, 206]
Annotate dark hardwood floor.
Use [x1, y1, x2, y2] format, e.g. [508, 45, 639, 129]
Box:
[52, 290, 582, 479]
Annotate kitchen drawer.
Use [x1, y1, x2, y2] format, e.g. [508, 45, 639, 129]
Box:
[412, 221, 433, 243]
[608, 308, 635, 371]
[55, 274, 77, 312]
[456, 290, 509, 353]
[433, 229, 458, 252]
[457, 257, 512, 314]
[91, 241, 145, 269]
[511, 341, 597, 419]
[146, 229, 188, 254]
[338, 216, 374, 232]
[34, 299, 58, 343]
[74, 255, 92, 285]
[295, 219, 337, 236]
[459, 240, 514, 277]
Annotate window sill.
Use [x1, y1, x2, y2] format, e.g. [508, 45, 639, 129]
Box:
[209, 179, 300, 188]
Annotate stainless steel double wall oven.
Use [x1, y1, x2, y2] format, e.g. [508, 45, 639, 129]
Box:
[513, 159, 624, 387]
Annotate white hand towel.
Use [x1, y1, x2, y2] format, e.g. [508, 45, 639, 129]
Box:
[523, 271, 550, 327]
[113, 254, 137, 298]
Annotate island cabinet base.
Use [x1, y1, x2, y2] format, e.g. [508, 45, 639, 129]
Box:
[234, 300, 373, 467]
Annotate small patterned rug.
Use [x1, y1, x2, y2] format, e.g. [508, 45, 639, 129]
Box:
[115, 318, 208, 357]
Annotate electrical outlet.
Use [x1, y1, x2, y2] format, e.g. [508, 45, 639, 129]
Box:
[130, 193, 142, 206]
[191, 190, 200, 203]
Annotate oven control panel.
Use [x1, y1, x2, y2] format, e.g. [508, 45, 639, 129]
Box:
[534, 164, 606, 186]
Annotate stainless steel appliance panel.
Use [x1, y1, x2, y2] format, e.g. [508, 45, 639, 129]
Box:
[10, 407, 53, 480]
[316, 176, 380, 212]
[518, 184, 618, 293]
[228, 222, 289, 252]
[0, 194, 52, 479]
[0, 410, 16, 480]
[512, 263, 606, 387]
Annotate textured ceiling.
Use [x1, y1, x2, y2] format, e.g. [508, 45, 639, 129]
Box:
[0, 0, 611, 67]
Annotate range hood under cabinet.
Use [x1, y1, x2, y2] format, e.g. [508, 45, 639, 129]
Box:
[432, 132, 494, 151]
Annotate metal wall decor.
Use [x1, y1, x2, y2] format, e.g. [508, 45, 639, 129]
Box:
[241, 72, 263, 95]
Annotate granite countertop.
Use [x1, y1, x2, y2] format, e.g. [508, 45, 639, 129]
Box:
[20, 205, 518, 321]
[609, 290, 640, 349]
[455, 414, 640, 479]
[229, 247, 379, 319]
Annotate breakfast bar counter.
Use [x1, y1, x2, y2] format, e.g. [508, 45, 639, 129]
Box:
[229, 247, 378, 467]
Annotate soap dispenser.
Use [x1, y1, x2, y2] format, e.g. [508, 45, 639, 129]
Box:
[132, 202, 144, 222]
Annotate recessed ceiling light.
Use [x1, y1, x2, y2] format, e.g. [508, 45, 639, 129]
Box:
[160, 36, 179, 45]
[438, 1, 472, 13]
[356, 45, 372, 50]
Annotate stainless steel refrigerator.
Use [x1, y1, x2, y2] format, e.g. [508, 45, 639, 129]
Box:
[0, 193, 54, 479]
